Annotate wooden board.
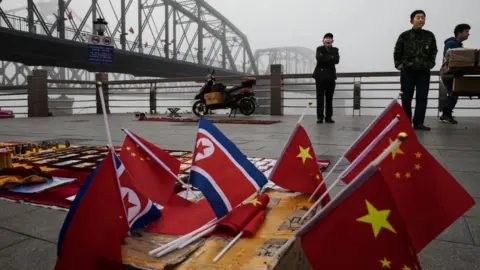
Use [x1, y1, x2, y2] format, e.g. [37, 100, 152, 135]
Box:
[122, 190, 314, 270]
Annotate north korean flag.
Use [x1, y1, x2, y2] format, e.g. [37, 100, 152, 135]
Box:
[189, 118, 268, 219]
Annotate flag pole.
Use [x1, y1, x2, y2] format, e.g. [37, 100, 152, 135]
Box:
[297, 100, 312, 125]
[266, 132, 408, 268]
[303, 115, 400, 220]
[307, 99, 399, 202]
[121, 128, 187, 187]
[97, 82, 129, 220]
[213, 231, 244, 263]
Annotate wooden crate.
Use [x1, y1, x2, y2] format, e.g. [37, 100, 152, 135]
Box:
[205, 92, 223, 105]
[453, 76, 480, 96]
[446, 48, 477, 69]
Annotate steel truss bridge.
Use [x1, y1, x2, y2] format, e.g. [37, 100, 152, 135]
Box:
[0, 0, 315, 86]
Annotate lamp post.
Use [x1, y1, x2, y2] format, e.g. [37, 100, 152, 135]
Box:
[93, 18, 108, 36]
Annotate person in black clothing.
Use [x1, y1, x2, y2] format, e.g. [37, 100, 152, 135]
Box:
[313, 33, 340, 124]
[440, 23, 471, 124]
[394, 10, 438, 131]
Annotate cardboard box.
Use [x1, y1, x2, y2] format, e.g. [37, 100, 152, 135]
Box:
[453, 76, 480, 96]
[205, 92, 223, 105]
[122, 189, 313, 269]
[446, 48, 477, 68]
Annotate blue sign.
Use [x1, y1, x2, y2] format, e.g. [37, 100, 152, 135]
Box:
[88, 44, 114, 64]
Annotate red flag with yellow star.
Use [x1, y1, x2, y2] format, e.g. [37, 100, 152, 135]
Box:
[120, 132, 186, 207]
[214, 194, 269, 237]
[344, 99, 404, 162]
[341, 115, 475, 252]
[269, 125, 330, 206]
[298, 165, 421, 270]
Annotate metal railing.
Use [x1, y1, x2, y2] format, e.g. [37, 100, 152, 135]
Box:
[2, 70, 480, 118]
[0, 13, 246, 72]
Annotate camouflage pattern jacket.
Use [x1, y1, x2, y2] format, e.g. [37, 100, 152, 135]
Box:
[393, 28, 438, 71]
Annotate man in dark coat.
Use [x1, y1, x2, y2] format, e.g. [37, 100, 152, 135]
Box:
[313, 33, 340, 124]
[394, 10, 438, 131]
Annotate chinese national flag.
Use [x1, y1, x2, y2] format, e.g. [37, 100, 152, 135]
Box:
[300, 166, 421, 270]
[214, 194, 269, 236]
[120, 132, 185, 206]
[344, 99, 404, 162]
[270, 124, 330, 206]
[342, 114, 475, 252]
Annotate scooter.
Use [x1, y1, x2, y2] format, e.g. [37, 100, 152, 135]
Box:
[192, 68, 259, 117]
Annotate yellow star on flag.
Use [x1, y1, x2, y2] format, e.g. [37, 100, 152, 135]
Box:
[414, 164, 421, 170]
[140, 157, 144, 161]
[126, 146, 131, 151]
[379, 257, 391, 268]
[389, 138, 404, 160]
[415, 152, 422, 159]
[131, 152, 136, 157]
[136, 144, 140, 148]
[405, 172, 411, 179]
[356, 200, 397, 238]
[315, 174, 321, 181]
[296, 146, 313, 164]
[249, 198, 262, 206]
[402, 265, 412, 270]
[395, 172, 401, 179]
[146, 157, 151, 161]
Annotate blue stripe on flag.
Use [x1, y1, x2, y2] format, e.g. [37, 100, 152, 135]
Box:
[130, 205, 162, 231]
[190, 169, 230, 218]
[198, 118, 268, 189]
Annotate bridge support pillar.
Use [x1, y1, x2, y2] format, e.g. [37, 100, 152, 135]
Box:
[95, 73, 110, 114]
[270, 64, 283, 115]
[27, 70, 49, 117]
[150, 83, 157, 114]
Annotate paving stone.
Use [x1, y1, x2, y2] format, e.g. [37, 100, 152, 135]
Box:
[0, 200, 37, 221]
[0, 238, 57, 270]
[419, 240, 480, 270]
[435, 217, 474, 245]
[465, 198, 480, 218]
[465, 217, 480, 246]
[0, 228, 28, 250]
[0, 208, 66, 243]
[450, 171, 480, 198]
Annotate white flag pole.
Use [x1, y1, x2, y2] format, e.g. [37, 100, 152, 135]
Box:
[307, 98, 399, 202]
[266, 132, 408, 269]
[303, 115, 400, 221]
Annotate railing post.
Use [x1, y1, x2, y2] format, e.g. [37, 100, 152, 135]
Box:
[270, 64, 283, 115]
[150, 83, 157, 114]
[353, 78, 361, 116]
[27, 69, 49, 117]
[95, 73, 110, 114]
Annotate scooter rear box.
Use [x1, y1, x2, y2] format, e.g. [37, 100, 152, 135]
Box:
[205, 92, 224, 105]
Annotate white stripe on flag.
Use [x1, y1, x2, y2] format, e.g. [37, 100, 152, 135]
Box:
[191, 165, 232, 212]
[198, 128, 261, 191]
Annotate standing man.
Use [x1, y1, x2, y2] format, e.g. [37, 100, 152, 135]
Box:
[313, 33, 340, 124]
[440, 23, 471, 124]
[394, 10, 438, 131]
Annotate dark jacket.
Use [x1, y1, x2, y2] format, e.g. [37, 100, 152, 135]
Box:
[393, 28, 438, 71]
[313, 46, 340, 80]
[443, 37, 463, 58]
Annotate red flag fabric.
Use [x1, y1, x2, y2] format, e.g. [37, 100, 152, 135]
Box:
[300, 166, 421, 269]
[145, 199, 216, 235]
[342, 115, 475, 252]
[55, 153, 129, 270]
[242, 210, 266, 237]
[129, 27, 134, 34]
[215, 194, 269, 236]
[67, 11, 73, 20]
[120, 132, 185, 206]
[344, 99, 404, 162]
[269, 124, 330, 206]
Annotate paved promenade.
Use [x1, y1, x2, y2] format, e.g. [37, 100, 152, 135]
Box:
[0, 114, 479, 269]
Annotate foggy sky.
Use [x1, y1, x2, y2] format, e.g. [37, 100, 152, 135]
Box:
[2, 0, 479, 72]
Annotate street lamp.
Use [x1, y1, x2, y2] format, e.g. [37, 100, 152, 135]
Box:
[93, 18, 108, 36]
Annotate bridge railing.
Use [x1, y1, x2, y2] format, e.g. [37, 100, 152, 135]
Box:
[0, 14, 245, 72]
[1, 65, 480, 118]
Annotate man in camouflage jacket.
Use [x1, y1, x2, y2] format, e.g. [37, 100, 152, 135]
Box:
[394, 10, 438, 131]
